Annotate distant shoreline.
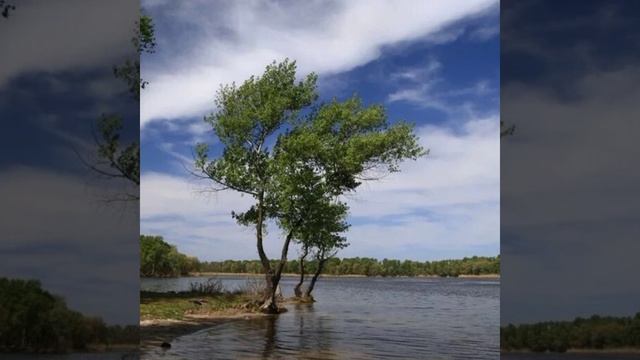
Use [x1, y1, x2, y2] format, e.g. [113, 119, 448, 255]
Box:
[175, 272, 500, 279]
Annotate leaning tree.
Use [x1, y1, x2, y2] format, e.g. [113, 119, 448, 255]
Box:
[196, 59, 425, 313]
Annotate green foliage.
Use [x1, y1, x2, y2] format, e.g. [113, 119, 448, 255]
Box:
[114, 14, 156, 100]
[89, 15, 150, 197]
[137, 15, 156, 54]
[195, 59, 319, 200]
[140, 235, 200, 277]
[94, 116, 140, 193]
[195, 59, 426, 290]
[501, 313, 640, 352]
[137, 235, 499, 277]
[0, 278, 137, 353]
[198, 256, 500, 277]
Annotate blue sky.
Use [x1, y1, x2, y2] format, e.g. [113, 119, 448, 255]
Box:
[141, 0, 500, 262]
[0, 0, 138, 324]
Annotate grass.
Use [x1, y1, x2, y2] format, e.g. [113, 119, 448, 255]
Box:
[140, 277, 270, 321]
[140, 291, 255, 320]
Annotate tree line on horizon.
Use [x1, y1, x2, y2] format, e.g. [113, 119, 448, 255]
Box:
[501, 314, 640, 352]
[199, 256, 500, 277]
[0, 278, 138, 353]
[140, 235, 499, 278]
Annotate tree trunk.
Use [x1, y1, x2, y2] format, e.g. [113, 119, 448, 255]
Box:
[294, 245, 308, 298]
[255, 191, 277, 313]
[261, 230, 294, 312]
[304, 256, 327, 301]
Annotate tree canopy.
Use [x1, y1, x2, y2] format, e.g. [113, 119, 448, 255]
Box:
[140, 235, 199, 277]
[502, 314, 640, 352]
[195, 59, 425, 312]
[0, 278, 137, 353]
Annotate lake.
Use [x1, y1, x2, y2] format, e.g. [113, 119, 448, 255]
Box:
[2, 353, 138, 359]
[502, 353, 640, 360]
[141, 275, 499, 359]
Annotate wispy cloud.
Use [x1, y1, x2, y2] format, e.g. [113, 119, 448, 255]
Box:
[0, 0, 137, 88]
[140, 0, 497, 126]
[387, 59, 496, 113]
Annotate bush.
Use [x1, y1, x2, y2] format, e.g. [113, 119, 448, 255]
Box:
[188, 278, 224, 295]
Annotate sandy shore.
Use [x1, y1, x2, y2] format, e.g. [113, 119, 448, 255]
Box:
[457, 274, 500, 279]
[141, 298, 304, 351]
[140, 309, 267, 351]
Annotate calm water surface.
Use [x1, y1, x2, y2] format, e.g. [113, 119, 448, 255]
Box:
[503, 354, 639, 360]
[2, 353, 137, 359]
[142, 276, 499, 359]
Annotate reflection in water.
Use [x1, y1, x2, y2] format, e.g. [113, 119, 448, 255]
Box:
[503, 354, 639, 360]
[142, 276, 499, 359]
[262, 315, 276, 359]
[1, 353, 137, 360]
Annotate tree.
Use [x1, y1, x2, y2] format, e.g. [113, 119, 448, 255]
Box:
[83, 15, 156, 201]
[0, 278, 137, 353]
[289, 194, 349, 301]
[293, 243, 309, 298]
[195, 59, 424, 313]
[114, 14, 156, 101]
[140, 235, 196, 277]
[302, 204, 349, 300]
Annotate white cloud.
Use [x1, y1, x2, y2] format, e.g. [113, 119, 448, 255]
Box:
[0, 0, 137, 87]
[387, 59, 495, 111]
[140, 115, 500, 261]
[469, 24, 499, 41]
[140, 0, 497, 125]
[341, 116, 500, 258]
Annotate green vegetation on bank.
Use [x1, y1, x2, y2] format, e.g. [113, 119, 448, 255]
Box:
[141, 278, 264, 320]
[199, 256, 500, 277]
[140, 235, 199, 277]
[0, 278, 137, 353]
[501, 313, 640, 352]
[140, 292, 252, 321]
[140, 235, 499, 278]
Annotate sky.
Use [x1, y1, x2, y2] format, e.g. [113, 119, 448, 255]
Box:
[140, 0, 500, 262]
[501, 0, 640, 324]
[0, 0, 139, 325]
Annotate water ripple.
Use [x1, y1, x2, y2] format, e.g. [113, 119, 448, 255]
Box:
[142, 277, 499, 359]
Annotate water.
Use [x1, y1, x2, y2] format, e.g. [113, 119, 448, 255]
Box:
[502, 354, 639, 360]
[1, 353, 138, 359]
[142, 275, 499, 359]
